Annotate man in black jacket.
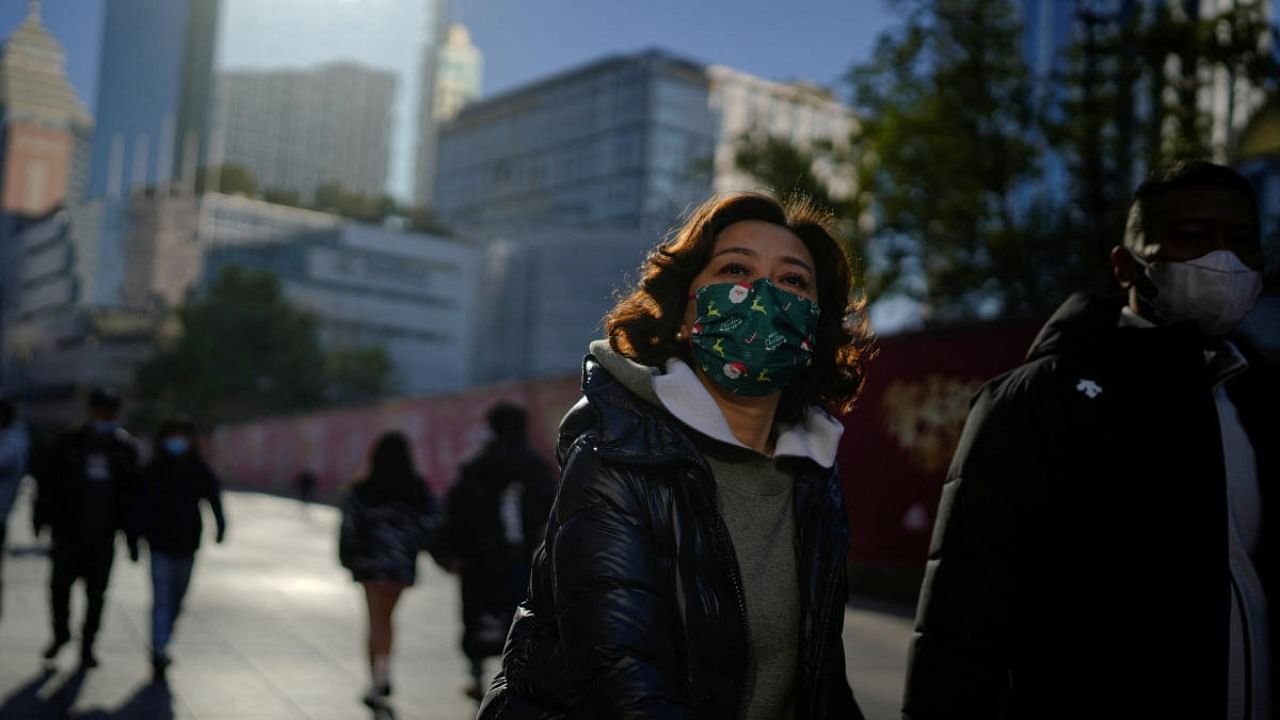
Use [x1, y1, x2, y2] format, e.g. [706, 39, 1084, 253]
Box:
[445, 403, 555, 701]
[903, 161, 1276, 719]
[33, 388, 141, 669]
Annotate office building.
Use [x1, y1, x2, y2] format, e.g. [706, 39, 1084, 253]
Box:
[216, 62, 396, 200]
[432, 25, 482, 122]
[432, 49, 856, 234]
[414, 20, 482, 206]
[214, 0, 444, 203]
[88, 0, 219, 199]
[201, 197, 481, 395]
[0, 1, 93, 214]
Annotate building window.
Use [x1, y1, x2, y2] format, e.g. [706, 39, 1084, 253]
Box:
[25, 159, 52, 212]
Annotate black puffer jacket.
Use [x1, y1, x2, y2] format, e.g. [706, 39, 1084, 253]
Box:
[133, 452, 226, 556]
[33, 425, 141, 544]
[479, 357, 863, 719]
[903, 293, 1280, 719]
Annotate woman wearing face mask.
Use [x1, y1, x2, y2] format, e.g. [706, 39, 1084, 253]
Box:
[130, 415, 226, 679]
[479, 193, 873, 719]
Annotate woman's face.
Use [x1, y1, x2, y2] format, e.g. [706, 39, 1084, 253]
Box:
[681, 220, 817, 333]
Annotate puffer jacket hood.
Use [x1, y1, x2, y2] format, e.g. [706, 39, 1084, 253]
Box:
[556, 352, 703, 469]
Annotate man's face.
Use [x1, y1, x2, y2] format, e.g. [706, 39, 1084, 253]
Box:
[89, 406, 118, 423]
[1114, 187, 1263, 300]
[1134, 187, 1262, 267]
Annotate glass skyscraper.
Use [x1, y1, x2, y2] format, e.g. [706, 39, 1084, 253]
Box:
[87, 0, 218, 199]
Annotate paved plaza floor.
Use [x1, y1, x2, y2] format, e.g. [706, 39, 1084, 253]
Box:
[0, 486, 913, 719]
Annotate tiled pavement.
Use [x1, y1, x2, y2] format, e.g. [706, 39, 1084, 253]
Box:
[0, 484, 913, 719]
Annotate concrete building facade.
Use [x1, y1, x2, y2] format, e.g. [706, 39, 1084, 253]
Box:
[215, 62, 397, 200]
[200, 198, 481, 395]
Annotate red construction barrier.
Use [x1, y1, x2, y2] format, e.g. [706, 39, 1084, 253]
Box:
[208, 375, 582, 499]
[837, 319, 1039, 568]
[210, 319, 1039, 571]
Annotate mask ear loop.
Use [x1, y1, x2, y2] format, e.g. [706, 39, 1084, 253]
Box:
[1125, 248, 1161, 307]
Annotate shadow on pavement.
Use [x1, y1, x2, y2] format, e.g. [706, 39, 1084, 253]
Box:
[0, 666, 83, 718]
[0, 671, 175, 719]
[73, 679, 175, 720]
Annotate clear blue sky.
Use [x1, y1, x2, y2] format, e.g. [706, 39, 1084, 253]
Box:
[3, 0, 896, 112]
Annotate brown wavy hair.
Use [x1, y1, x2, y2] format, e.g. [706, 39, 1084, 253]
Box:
[605, 192, 874, 420]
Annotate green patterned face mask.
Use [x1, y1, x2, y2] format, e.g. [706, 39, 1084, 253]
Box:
[688, 277, 820, 396]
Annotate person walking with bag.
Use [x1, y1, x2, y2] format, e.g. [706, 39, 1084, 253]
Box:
[339, 431, 439, 714]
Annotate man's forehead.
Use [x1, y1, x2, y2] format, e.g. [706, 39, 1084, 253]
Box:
[1161, 186, 1256, 220]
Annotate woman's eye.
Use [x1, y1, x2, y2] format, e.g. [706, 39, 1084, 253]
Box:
[781, 274, 810, 290]
[719, 263, 749, 276]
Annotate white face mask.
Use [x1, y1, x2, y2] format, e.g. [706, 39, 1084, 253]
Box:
[1134, 249, 1263, 337]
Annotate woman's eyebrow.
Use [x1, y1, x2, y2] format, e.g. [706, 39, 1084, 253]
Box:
[780, 256, 814, 274]
[711, 246, 757, 259]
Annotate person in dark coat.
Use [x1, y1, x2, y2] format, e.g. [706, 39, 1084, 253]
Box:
[32, 387, 141, 669]
[902, 161, 1277, 719]
[339, 431, 438, 713]
[0, 397, 30, 621]
[478, 192, 872, 719]
[445, 403, 554, 701]
[296, 468, 318, 516]
[130, 416, 226, 679]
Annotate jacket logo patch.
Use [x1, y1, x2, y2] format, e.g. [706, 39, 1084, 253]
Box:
[1076, 379, 1103, 399]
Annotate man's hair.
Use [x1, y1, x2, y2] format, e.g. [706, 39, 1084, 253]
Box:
[1124, 160, 1259, 252]
[88, 386, 122, 412]
[0, 398, 14, 428]
[487, 403, 528, 441]
[157, 415, 197, 438]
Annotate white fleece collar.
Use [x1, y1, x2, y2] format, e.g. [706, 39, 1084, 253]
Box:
[651, 358, 844, 468]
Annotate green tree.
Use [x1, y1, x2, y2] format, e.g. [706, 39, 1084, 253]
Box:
[134, 267, 328, 426]
[1047, 0, 1275, 278]
[404, 205, 453, 236]
[195, 164, 258, 196]
[847, 0, 1051, 317]
[261, 188, 303, 207]
[733, 135, 888, 300]
[313, 182, 398, 223]
[324, 346, 395, 405]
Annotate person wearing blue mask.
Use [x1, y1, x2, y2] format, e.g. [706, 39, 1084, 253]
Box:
[903, 161, 1277, 719]
[32, 387, 141, 670]
[129, 415, 226, 679]
[478, 192, 872, 719]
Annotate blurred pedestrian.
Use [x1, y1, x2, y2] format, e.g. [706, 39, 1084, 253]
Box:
[296, 468, 318, 515]
[338, 431, 438, 713]
[443, 403, 554, 701]
[0, 397, 30, 620]
[31, 387, 141, 669]
[129, 416, 226, 679]
[903, 161, 1277, 720]
[478, 192, 872, 719]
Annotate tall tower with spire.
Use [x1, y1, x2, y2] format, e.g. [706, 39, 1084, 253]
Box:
[0, 0, 93, 215]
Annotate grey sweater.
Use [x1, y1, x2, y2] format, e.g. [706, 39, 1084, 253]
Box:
[590, 341, 843, 720]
